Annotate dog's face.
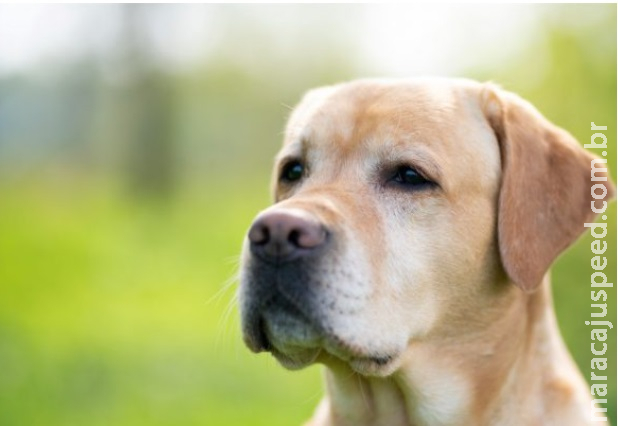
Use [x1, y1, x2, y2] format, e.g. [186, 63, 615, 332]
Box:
[238, 78, 610, 376]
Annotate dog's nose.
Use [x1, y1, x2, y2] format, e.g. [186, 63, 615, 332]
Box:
[248, 209, 327, 261]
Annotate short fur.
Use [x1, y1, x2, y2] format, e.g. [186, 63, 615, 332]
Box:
[238, 78, 615, 426]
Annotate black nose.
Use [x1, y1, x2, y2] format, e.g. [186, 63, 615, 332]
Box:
[248, 209, 327, 261]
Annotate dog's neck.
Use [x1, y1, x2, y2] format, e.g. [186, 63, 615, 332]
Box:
[310, 278, 592, 426]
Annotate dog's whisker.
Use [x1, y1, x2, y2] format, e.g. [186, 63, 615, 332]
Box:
[214, 292, 239, 353]
[356, 372, 371, 412]
[223, 254, 241, 266]
[206, 272, 239, 307]
[300, 384, 326, 406]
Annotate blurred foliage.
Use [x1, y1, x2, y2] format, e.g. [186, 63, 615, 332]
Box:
[0, 180, 322, 426]
[0, 4, 615, 425]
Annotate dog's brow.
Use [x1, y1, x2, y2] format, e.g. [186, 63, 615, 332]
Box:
[277, 139, 307, 164]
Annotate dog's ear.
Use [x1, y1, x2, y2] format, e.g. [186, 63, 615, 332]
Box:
[481, 84, 615, 292]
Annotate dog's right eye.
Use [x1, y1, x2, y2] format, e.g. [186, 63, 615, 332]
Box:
[393, 166, 429, 186]
[280, 161, 304, 182]
[385, 164, 437, 191]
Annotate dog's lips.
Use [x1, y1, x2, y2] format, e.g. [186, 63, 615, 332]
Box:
[242, 310, 322, 369]
[269, 346, 322, 370]
[244, 299, 401, 375]
[347, 354, 399, 376]
[315, 334, 402, 376]
[242, 316, 271, 353]
[241, 256, 399, 373]
[260, 303, 322, 349]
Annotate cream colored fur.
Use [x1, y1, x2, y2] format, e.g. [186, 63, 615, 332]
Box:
[240, 78, 615, 426]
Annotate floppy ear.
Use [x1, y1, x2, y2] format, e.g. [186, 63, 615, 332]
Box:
[481, 84, 615, 292]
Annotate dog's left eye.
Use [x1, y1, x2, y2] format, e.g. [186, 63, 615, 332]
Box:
[392, 166, 431, 187]
[280, 161, 304, 182]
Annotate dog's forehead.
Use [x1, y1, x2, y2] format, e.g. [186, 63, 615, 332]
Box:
[277, 79, 502, 197]
[282, 79, 486, 157]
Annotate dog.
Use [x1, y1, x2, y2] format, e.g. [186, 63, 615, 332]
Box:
[238, 78, 615, 425]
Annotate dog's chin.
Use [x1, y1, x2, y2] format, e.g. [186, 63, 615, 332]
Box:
[266, 328, 402, 377]
[242, 291, 402, 376]
[247, 317, 403, 376]
[268, 335, 401, 376]
[270, 346, 322, 370]
[347, 353, 401, 377]
[256, 305, 324, 370]
[316, 340, 403, 377]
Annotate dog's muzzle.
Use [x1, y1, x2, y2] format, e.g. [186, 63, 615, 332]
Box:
[239, 208, 330, 360]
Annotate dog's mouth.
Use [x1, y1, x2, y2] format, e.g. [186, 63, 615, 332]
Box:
[243, 293, 400, 375]
[247, 294, 324, 369]
[240, 254, 401, 376]
[318, 336, 401, 376]
[347, 354, 399, 376]
[260, 320, 399, 375]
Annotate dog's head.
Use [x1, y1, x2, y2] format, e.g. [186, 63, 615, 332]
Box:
[238, 78, 614, 376]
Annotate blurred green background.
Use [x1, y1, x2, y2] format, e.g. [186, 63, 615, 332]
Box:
[0, 4, 615, 425]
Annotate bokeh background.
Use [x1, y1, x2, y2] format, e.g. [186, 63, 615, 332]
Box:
[0, 4, 615, 425]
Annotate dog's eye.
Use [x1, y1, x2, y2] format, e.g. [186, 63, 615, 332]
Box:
[392, 166, 431, 187]
[280, 161, 304, 182]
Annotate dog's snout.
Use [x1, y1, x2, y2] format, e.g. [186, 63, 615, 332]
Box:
[248, 209, 327, 261]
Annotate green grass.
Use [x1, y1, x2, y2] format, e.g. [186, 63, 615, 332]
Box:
[0, 178, 615, 425]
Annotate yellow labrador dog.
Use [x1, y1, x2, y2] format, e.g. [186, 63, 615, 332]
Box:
[238, 78, 614, 426]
